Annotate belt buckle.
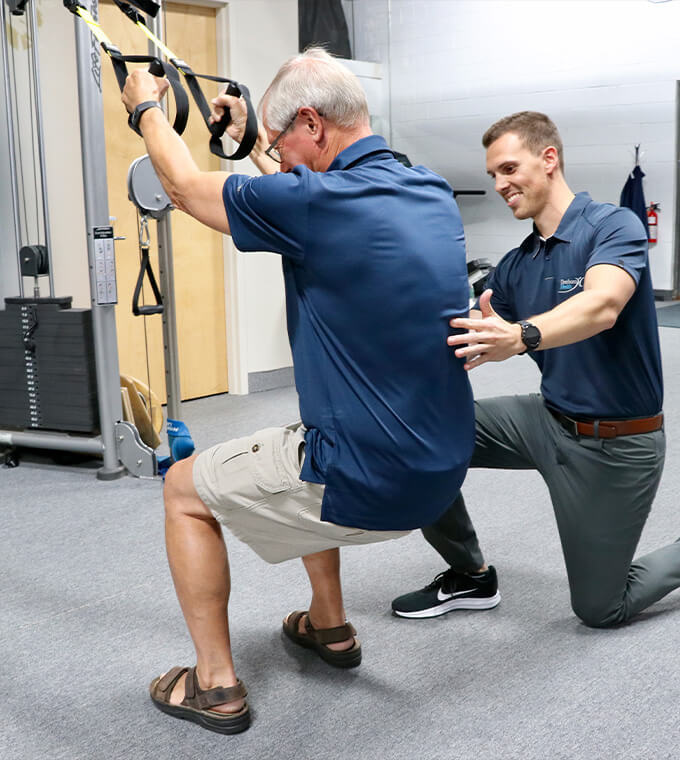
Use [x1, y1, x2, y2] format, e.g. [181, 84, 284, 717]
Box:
[563, 414, 580, 437]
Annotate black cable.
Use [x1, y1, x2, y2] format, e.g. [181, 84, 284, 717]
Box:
[136, 208, 155, 418]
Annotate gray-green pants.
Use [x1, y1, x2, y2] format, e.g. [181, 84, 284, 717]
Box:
[424, 394, 680, 627]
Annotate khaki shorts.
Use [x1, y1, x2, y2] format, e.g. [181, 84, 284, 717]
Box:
[192, 424, 410, 563]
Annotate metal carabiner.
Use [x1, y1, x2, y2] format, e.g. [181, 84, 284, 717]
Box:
[138, 214, 151, 251]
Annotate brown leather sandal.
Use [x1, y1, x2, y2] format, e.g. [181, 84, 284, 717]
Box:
[149, 666, 250, 734]
[282, 610, 362, 668]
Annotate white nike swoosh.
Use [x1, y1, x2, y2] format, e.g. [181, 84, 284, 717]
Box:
[437, 588, 477, 602]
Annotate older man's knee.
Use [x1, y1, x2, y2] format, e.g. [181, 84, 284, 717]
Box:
[163, 455, 199, 512]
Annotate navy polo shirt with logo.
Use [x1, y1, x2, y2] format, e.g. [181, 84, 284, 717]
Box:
[222, 135, 475, 530]
[486, 192, 662, 418]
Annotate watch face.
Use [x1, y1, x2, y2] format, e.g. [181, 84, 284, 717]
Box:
[521, 321, 541, 350]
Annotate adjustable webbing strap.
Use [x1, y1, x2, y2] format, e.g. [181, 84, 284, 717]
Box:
[112, 0, 258, 160]
[106, 49, 189, 137]
[65, 2, 189, 137]
[178, 71, 258, 161]
[123, 0, 160, 17]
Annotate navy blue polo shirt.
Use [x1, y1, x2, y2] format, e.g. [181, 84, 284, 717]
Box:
[486, 192, 662, 418]
[223, 135, 475, 530]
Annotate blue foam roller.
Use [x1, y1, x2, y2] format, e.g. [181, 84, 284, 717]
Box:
[167, 418, 195, 462]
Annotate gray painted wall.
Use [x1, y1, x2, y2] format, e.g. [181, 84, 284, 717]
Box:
[346, 0, 678, 292]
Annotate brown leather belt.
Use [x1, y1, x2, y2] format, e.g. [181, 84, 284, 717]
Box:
[547, 407, 663, 439]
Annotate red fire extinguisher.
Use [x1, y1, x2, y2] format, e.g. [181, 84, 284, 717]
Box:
[647, 203, 659, 244]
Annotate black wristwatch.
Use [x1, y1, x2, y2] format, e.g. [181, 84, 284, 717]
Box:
[129, 100, 162, 135]
[518, 320, 541, 353]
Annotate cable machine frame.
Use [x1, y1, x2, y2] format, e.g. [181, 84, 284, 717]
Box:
[0, 0, 156, 479]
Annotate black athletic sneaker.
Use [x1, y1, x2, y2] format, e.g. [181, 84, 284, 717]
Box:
[391, 566, 501, 619]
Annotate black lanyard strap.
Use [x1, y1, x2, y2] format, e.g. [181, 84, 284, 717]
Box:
[112, 0, 258, 160]
[65, 2, 189, 137]
[103, 46, 189, 137]
[172, 67, 258, 160]
[65, 1, 257, 156]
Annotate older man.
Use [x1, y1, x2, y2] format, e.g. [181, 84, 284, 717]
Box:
[122, 48, 474, 733]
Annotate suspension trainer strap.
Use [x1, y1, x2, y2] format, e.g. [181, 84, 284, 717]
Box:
[64, 2, 189, 137]
[111, 0, 259, 160]
[132, 215, 163, 316]
[181, 73, 258, 161]
[122, 0, 160, 16]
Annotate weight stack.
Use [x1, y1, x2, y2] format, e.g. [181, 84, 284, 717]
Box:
[0, 297, 99, 433]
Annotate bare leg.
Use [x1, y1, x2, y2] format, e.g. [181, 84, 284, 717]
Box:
[284, 548, 354, 651]
[161, 456, 244, 713]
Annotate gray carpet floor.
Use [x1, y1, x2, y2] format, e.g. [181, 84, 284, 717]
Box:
[2, 327, 680, 760]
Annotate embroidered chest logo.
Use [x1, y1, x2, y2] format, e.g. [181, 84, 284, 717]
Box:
[558, 276, 584, 294]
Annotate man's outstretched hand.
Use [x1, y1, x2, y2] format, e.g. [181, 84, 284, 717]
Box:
[447, 289, 524, 371]
[121, 69, 169, 114]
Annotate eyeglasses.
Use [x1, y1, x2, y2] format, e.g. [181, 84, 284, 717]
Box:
[264, 113, 298, 163]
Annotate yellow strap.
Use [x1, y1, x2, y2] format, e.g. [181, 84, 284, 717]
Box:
[74, 6, 115, 49]
[76, 6, 185, 75]
[134, 20, 177, 63]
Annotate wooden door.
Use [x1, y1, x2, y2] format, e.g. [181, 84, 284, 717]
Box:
[100, 1, 228, 402]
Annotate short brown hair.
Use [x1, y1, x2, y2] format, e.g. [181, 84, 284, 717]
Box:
[482, 111, 564, 172]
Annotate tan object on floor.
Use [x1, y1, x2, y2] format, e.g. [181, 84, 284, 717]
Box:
[120, 386, 135, 427]
[120, 375, 162, 449]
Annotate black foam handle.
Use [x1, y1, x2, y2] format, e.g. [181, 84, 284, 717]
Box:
[148, 58, 165, 77]
[211, 82, 241, 139]
[134, 304, 164, 315]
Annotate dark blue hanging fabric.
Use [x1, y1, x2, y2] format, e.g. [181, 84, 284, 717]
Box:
[298, 0, 352, 57]
[620, 165, 649, 236]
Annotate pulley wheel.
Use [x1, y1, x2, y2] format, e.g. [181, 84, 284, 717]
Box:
[127, 154, 173, 220]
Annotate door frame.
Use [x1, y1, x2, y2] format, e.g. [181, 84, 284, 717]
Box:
[215, 1, 248, 393]
[170, 0, 249, 393]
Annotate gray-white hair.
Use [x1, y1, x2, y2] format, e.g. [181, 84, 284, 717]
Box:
[261, 47, 369, 132]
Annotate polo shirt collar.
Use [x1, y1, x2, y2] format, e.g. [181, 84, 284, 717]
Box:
[327, 134, 394, 171]
[528, 191, 592, 254]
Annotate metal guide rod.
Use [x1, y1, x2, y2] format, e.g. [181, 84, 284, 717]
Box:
[157, 221, 182, 420]
[0, 429, 103, 455]
[0, 0, 24, 297]
[148, 11, 182, 421]
[27, 0, 54, 297]
[73, 0, 125, 479]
